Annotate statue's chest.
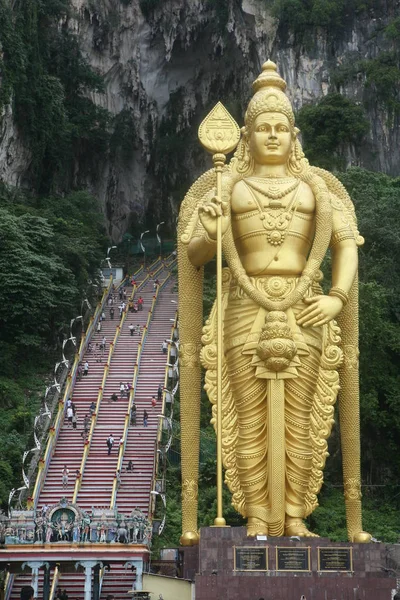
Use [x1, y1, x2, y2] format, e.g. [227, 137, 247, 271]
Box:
[231, 179, 315, 247]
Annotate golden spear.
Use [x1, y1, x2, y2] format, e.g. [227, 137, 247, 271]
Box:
[198, 102, 240, 526]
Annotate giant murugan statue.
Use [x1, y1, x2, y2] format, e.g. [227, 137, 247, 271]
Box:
[178, 61, 371, 545]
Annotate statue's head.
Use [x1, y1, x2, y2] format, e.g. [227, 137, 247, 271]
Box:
[234, 61, 306, 176]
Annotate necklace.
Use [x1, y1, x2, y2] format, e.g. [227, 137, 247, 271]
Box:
[249, 175, 296, 183]
[244, 180, 301, 247]
[245, 178, 300, 200]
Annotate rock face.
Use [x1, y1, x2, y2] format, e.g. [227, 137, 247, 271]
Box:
[1, 0, 399, 240]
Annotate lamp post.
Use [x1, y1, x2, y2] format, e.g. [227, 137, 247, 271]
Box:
[105, 246, 117, 271]
[139, 230, 150, 270]
[156, 221, 165, 259]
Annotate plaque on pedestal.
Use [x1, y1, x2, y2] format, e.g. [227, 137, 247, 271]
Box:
[276, 547, 310, 571]
[318, 547, 353, 572]
[234, 546, 268, 571]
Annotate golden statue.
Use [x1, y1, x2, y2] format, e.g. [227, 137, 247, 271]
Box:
[178, 61, 371, 545]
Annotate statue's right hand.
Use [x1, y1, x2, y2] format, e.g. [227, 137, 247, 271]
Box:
[198, 196, 229, 240]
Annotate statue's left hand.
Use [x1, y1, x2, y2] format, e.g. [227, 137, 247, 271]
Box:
[296, 295, 344, 327]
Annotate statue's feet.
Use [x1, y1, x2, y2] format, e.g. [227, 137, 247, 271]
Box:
[180, 530, 200, 546]
[284, 518, 319, 538]
[246, 518, 268, 537]
[352, 531, 372, 543]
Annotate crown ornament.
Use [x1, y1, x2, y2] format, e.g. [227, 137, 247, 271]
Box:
[245, 60, 295, 129]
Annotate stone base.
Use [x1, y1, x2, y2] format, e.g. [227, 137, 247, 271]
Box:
[180, 527, 398, 600]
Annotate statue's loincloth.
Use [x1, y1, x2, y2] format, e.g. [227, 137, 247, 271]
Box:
[201, 269, 343, 525]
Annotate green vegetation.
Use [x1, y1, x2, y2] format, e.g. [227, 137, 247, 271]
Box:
[0, 184, 107, 507]
[331, 17, 400, 118]
[272, 0, 377, 39]
[296, 93, 369, 169]
[359, 52, 400, 116]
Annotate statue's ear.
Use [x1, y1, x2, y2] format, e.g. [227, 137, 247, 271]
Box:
[294, 126, 300, 136]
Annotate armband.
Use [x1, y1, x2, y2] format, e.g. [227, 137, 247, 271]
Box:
[329, 228, 355, 248]
[329, 286, 349, 306]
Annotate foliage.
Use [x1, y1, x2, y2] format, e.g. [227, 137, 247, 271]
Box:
[271, 0, 376, 40]
[384, 16, 400, 41]
[358, 51, 400, 117]
[337, 169, 400, 486]
[309, 487, 399, 542]
[0, 0, 111, 193]
[0, 183, 107, 508]
[296, 94, 369, 169]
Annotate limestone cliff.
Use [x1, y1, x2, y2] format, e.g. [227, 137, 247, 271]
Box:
[1, 0, 399, 240]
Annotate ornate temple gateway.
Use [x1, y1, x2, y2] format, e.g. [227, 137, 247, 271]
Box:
[1, 500, 151, 599]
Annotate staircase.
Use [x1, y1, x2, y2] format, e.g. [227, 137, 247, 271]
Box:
[116, 274, 177, 515]
[9, 568, 57, 600]
[100, 565, 136, 600]
[76, 271, 155, 510]
[37, 286, 123, 509]
[9, 258, 177, 600]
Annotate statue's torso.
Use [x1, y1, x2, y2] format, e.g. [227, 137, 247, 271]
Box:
[231, 177, 316, 276]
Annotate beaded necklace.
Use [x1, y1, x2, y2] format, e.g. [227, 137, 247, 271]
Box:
[243, 180, 301, 246]
[245, 177, 300, 200]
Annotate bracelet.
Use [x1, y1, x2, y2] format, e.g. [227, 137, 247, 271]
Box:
[196, 229, 217, 245]
[329, 286, 349, 305]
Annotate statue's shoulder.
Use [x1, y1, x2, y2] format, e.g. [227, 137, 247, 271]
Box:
[231, 179, 251, 197]
[299, 179, 314, 197]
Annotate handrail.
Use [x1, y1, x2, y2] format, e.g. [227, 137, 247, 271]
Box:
[4, 573, 14, 600]
[72, 270, 156, 501]
[49, 566, 59, 600]
[73, 257, 163, 503]
[110, 271, 173, 509]
[30, 278, 113, 509]
[148, 309, 178, 518]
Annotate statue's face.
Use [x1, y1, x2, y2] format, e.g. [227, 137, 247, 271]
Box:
[249, 112, 292, 165]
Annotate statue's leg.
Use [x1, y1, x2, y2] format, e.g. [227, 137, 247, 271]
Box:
[225, 297, 269, 535]
[284, 326, 321, 537]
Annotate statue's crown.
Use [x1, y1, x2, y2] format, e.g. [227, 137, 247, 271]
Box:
[245, 60, 294, 129]
[252, 60, 287, 93]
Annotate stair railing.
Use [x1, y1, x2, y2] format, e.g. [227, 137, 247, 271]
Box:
[29, 278, 114, 509]
[148, 309, 178, 520]
[73, 258, 163, 502]
[48, 566, 59, 600]
[110, 271, 172, 509]
[4, 573, 14, 600]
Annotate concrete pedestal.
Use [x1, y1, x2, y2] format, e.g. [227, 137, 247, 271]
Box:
[181, 527, 398, 600]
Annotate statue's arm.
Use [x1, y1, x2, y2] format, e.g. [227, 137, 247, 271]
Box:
[297, 195, 357, 328]
[187, 188, 230, 267]
[330, 198, 358, 296]
[187, 224, 217, 267]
